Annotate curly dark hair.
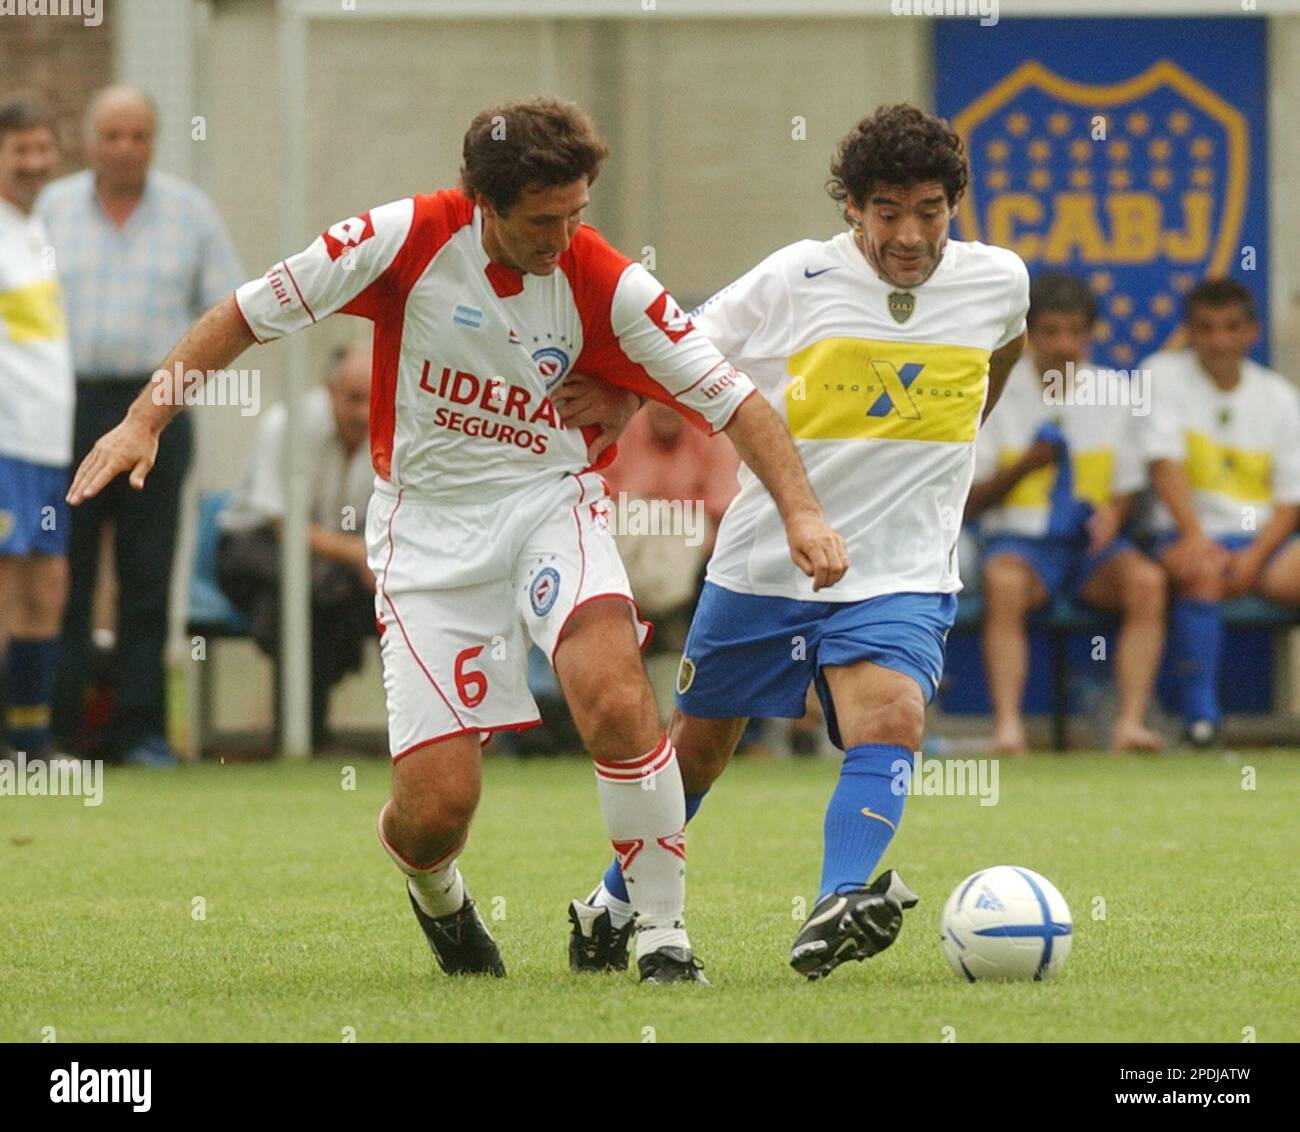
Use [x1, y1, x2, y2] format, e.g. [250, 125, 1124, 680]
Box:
[827, 104, 969, 221]
[460, 97, 610, 215]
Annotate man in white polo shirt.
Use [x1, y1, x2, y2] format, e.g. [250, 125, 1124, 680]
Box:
[0, 94, 74, 762]
[968, 272, 1166, 755]
[217, 340, 376, 747]
[1142, 279, 1300, 747]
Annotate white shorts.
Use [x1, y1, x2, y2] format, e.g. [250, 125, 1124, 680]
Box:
[366, 470, 651, 759]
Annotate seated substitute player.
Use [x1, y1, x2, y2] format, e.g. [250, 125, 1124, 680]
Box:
[563, 104, 1029, 979]
[65, 98, 848, 984]
[1142, 279, 1300, 747]
[966, 272, 1166, 755]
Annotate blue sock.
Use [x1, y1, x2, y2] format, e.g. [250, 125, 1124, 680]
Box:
[602, 790, 707, 903]
[1170, 597, 1223, 724]
[6, 637, 61, 754]
[818, 744, 912, 901]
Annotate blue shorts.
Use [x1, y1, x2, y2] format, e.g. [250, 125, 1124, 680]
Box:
[982, 534, 1132, 601]
[675, 583, 957, 749]
[0, 454, 69, 557]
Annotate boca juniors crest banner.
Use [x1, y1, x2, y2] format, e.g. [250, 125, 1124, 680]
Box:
[934, 18, 1269, 368]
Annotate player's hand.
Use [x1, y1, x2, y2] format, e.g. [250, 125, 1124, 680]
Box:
[1086, 501, 1122, 555]
[348, 538, 377, 593]
[67, 414, 160, 504]
[1224, 546, 1263, 598]
[1016, 438, 1060, 476]
[1162, 531, 1226, 587]
[553, 371, 641, 462]
[785, 511, 849, 592]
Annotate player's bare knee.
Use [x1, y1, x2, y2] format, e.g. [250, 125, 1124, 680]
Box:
[675, 742, 727, 792]
[984, 559, 1031, 613]
[1123, 561, 1166, 612]
[389, 779, 478, 850]
[1181, 567, 1223, 602]
[579, 679, 658, 757]
[863, 693, 925, 750]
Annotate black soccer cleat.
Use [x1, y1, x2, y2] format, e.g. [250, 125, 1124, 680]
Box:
[407, 886, 506, 977]
[790, 868, 919, 981]
[637, 945, 711, 985]
[568, 895, 634, 973]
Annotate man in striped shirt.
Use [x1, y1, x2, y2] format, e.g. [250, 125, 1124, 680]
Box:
[37, 86, 242, 767]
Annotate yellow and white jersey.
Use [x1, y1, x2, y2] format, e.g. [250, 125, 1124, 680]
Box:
[0, 198, 74, 467]
[1141, 348, 1300, 538]
[974, 355, 1147, 538]
[696, 231, 1028, 601]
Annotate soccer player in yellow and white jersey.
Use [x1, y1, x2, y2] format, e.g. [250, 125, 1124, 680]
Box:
[567, 105, 1029, 980]
[967, 273, 1166, 756]
[0, 95, 74, 761]
[1142, 280, 1300, 747]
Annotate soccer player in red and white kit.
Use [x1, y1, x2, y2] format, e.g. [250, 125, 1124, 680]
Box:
[66, 99, 848, 983]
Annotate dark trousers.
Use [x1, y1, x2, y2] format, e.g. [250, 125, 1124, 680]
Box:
[216, 525, 375, 745]
[52, 381, 193, 754]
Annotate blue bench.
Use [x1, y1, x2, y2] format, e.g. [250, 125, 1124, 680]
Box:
[186, 490, 275, 756]
[950, 592, 1299, 750]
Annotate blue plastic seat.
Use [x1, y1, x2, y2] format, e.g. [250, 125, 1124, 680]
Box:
[188, 490, 252, 635]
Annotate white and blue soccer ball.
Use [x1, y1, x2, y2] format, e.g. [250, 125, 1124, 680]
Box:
[940, 866, 1072, 982]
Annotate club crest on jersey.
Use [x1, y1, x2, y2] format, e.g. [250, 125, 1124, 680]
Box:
[529, 566, 561, 616]
[887, 291, 916, 324]
[676, 655, 696, 695]
[532, 346, 570, 390]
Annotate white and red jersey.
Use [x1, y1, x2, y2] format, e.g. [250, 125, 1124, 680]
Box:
[234, 189, 754, 501]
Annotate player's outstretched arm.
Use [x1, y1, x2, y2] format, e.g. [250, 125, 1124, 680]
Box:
[981, 331, 1027, 423]
[67, 296, 255, 505]
[723, 392, 848, 591]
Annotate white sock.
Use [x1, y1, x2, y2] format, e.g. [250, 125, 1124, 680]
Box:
[590, 883, 634, 931]
[377, 803, 467, 918]
[593, 736, 690, 958]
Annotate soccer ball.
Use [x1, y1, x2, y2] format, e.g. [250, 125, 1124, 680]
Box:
[940, 865, 1072, 982]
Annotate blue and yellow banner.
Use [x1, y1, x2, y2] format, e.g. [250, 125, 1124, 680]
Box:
[935, 18, 1269, 367]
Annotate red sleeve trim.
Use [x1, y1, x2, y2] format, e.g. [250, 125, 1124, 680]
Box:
[282, 260, 316, 324]
[713, 386, 758, 435]
[231, 289, 266, 345]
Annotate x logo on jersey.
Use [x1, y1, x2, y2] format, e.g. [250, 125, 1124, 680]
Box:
[866, 360, 925, 420]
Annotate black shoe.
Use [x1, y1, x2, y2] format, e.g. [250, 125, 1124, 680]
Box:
[568, 894, 633, 972]
[790, 869, 919, 980]
[407, 887, 506, 977]
[637, 944, 710, 985]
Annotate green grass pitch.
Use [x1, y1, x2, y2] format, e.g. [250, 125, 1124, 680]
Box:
[2, 751, 1296, 1043]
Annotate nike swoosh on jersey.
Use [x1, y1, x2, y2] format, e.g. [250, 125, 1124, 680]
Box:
[804, 266, 838, 278]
